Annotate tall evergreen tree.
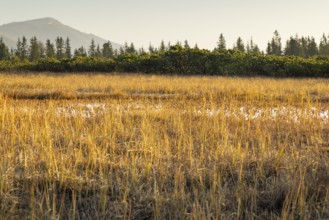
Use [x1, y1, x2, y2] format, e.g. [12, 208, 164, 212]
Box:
[159, 40, 166, 53]
[246, 38, 260, 54]
[267, 30, 282, 55]
[113, 49, 119, 57]
[15, 37, 28, 60]
[126, 42, 136, 54]
[45, 39, 56, 58]
[29, 36, 42, 61]
[15, 38, 22, 58]
[184, 40, 190, 49]
[284, 35, 302, 56]
[102, 41, 114, 58]
[233, 37, 245, 52]
[95, 44, 102, 57]
[21, 36, 28, 60]
[38, 42, 45, 58]
[300, 37, 308, 58]
[138, 47, 146, 55]
[65, 37, 71, 59]
[306, 37, 318, 57]
[319, 34, 329, 56]
[55, 37, 65, 60]
[148, 44, 155, 54]
[194, 44, 199, 50]
[88, 39, 96, 57]
[0, 37, 10, 60]
[217, 33, 226, 50]
[74, 46, 87, 57]
[119, 47, 125, 55]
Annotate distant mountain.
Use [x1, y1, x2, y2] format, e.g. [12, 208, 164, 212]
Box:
[0, 17, 121, 51]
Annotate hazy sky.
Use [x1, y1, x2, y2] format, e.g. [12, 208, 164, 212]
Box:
[1, 0, 329, 50]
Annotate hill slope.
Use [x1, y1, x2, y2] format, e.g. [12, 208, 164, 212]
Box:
[0, 17, 121, 51]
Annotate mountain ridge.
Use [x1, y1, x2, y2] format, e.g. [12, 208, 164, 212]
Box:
[0, 17, 121, 51]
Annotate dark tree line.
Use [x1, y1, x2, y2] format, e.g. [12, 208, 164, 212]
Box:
[2, 31, 329, 61]
[0, 36, 116, 61]
[1, 32, 329, 77]
[217, 31, 329, 57]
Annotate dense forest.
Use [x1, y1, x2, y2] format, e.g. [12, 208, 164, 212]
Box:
[1, 31, 329, 77]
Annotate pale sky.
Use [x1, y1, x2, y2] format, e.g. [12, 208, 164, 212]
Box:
[1, 0, 329, 51]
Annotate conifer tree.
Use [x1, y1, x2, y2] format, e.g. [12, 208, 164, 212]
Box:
[88, 39, 96, 57]
[234, 37, 245, 52]
[102, 41, 114, 58]
[267, 30, 282, 55]
[113, 49, 119, 57]
[126, 42, 136, 54]
[138, 47, 146, 55]
[184, 40, 190, 49]
[15, 37, 29, 60]
[65, 37, 71, 59]
[45, 39, 56, 58]
[148, 44, 155, 54]
[319, 34, 329, 56]
[246, 38, 260, 54]
[284, 35, 301, 56]
[194, 44, 199, 50]
[55, 37, 65, 60]
[0, 37, 10, 60]
[15, 38, 22, 58]
[306, 37, 318, 57]
[96, 44, 102, 57]
[15, 36, 29, 60]
[29, 36, 42, 61]
[119, 47, 125, 55]
[217, 33, 226, 50]
[159, 40, 166, 52]
[74, 46, 87, 57]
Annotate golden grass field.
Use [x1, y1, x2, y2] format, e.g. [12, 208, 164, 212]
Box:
[0, 73, 328, 219]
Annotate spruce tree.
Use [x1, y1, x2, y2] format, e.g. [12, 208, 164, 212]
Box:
[267, 30, 282, 55]
[21, 36, 28, 60]
[88, 39, 96, 57]
[102, 41, 114, 58]
[217, 33, 226, 50]
[194, 44, 199, 50]
[45, 39, 56, 58]
[271, 30, 282, 55]
[284, 35, 301, 56]
[300, 37, 308, 58]
[247, 38, 260, 54]
[0, 37, 10, 60]
[96, 44, 102, 57]
[234, 37, 245, 52]
[319, 34, 329, 56]
[184, 40, 190, 49]
[29, 36, 41, 61]
[127, 42, 136, 54]
[119, 47, 125, 55]
[148, 44, 155, 54]
[159, 40, 166, 53]
[65, 37, 71, 59]
[15, 37, 28, 60]
[74, 46, 87, 57]
[15, 38, 22, 58]
[55, 37, 65, 60]
[306, 37, 318, 57]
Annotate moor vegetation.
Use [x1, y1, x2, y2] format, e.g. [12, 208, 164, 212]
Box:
[0, 74, 328, 219]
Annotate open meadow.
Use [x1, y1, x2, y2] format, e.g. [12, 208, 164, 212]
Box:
[0, 73, 328, 219]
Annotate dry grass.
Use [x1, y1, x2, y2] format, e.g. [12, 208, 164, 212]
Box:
[0, 73, 328, 219]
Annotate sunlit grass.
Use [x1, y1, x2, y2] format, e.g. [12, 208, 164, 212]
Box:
[0, 73, 328, 219]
